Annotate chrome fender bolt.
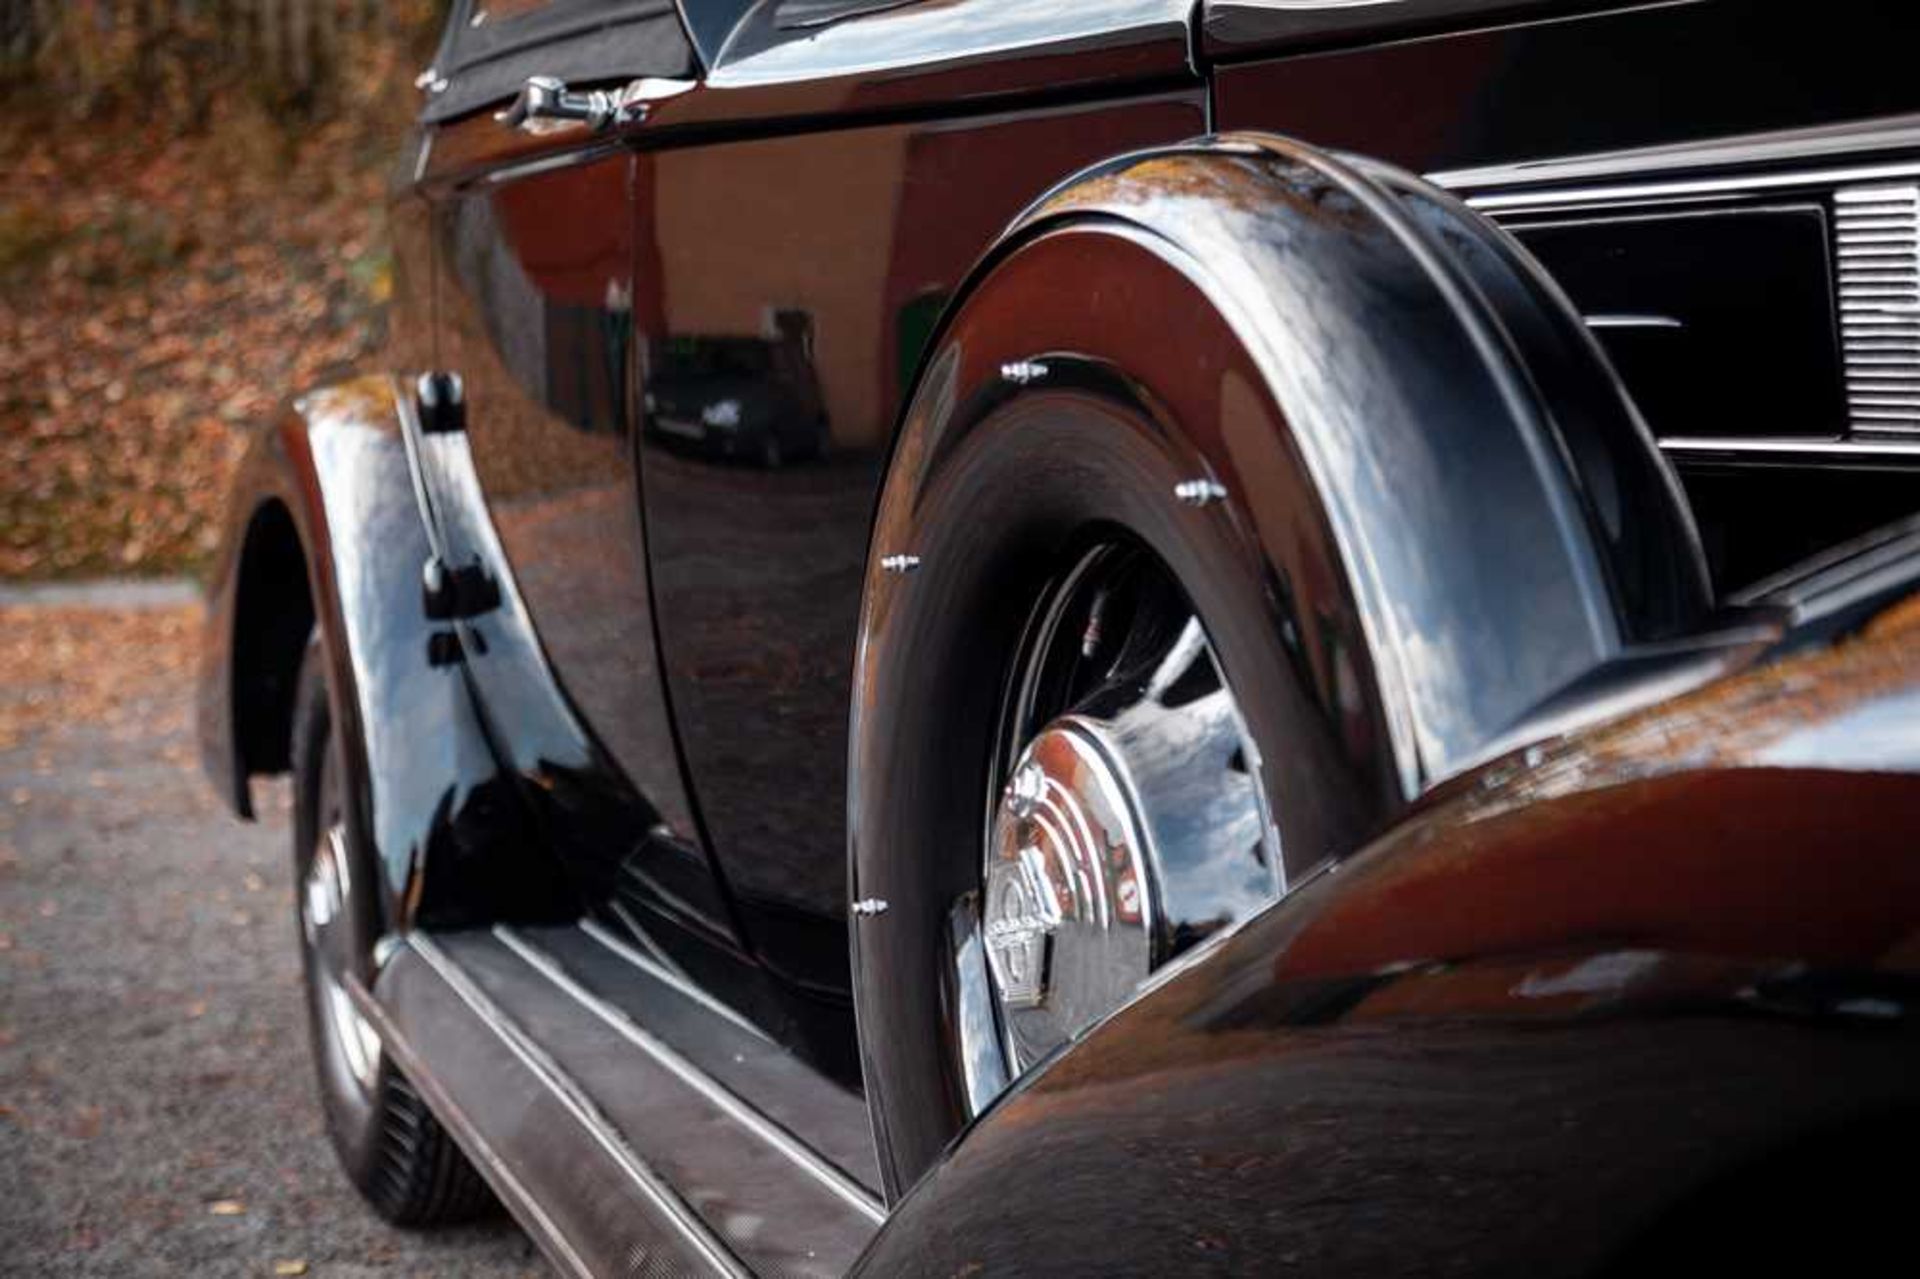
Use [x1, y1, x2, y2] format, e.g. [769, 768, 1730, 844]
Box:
[1175, 478, 1227, 506]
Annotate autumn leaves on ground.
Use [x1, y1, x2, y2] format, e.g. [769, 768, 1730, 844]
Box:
[0, 22, 428, 580]
[0, 601, 541, 1275]
[1, 14, 536, 1274]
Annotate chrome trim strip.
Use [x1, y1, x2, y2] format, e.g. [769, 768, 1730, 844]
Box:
[1659, 436, 1920, 462]
[603, 897, 696, 983]
[1451, 159, 1920, 214]
[342, 970, 596, 1279]
[1428, 116, 1920, 194]
[1583, 313, 1683, 330]
[496, 926, 890, 1226]
[411, 934, 749, 1278]
[581, 914, 776, 1045]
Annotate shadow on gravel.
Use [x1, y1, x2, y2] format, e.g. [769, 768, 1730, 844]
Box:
[0, 603, 543, 1276]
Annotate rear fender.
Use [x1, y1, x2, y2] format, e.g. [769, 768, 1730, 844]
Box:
[197, 375, 545, 931]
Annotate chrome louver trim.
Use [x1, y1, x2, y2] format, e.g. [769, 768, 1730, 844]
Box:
[1835, 183, 1920, 435]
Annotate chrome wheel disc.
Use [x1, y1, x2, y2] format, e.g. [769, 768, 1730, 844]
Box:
[964, 543, 1281, 1096]
[301, 758, 382, 1098]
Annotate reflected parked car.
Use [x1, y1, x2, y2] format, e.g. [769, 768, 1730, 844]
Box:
[644, 334, 828, 466]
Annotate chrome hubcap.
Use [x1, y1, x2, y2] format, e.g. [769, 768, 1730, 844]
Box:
[985, 722, 1154, 1071]
[302, 816, 382, 1096]
[964, 543, 1280, 1100]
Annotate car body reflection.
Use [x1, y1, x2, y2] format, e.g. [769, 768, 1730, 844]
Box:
[644, 330, 829, 468]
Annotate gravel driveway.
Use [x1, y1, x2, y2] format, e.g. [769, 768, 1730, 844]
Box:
[1, 596, 542, 1277]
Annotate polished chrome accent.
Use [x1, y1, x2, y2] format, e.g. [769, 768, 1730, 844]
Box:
[984, 721, 1153, 1053]
[586, 913, 774, 1045]
[413, 66, 448, 95]
[946, 893, 1012, 1116]
[494, 76, 692, 136]
[302, 823, 382, 1095]
[850, 898, 890, 917]
[1428, 117, 1920, 196]
[497, 75, 620, 134]
[1173, 477, 1228, 505]
[984, 620, 1272, 1073]
[879, 554, 920, 574]
[1584, 313, 1684, 330]
[978, 550, 1278, 1091]
[1449, 159, 1920, 215]
[1659, 435, 1920, 463]
[411, 934, 749, 1277]
[602, 895, 691, 980]
[495, 927, 889, 1226]
[1835, 184, 1920, 436]
[999, 359, 1049, 384]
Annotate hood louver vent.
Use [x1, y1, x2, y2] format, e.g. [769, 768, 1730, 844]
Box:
[1835, 184, 1920, 436]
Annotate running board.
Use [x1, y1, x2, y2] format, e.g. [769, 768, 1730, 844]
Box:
[360, 925, 885, 1277]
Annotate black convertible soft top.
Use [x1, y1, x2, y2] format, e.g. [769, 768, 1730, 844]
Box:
[424, 0, 697, 124]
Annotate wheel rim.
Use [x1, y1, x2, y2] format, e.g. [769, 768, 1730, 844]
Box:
[961, 542, 1281, 1101]
[302, 749, 383, 1099]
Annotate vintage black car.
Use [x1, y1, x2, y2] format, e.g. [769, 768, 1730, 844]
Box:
[201, 1, 1920, 1274]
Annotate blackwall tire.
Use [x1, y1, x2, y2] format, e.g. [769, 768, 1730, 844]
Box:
[290, 639, 494, 1227]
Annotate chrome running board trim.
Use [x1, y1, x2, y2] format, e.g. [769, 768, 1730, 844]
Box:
[584, 912, 776, 1045]
[498, 925, 888, 1225]
[408, 934, 751, 1278]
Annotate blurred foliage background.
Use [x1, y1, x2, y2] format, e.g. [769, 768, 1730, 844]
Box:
[0, 1, 449, 579]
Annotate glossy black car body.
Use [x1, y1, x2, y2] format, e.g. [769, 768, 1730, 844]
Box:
[200, 2, 1920, 1274]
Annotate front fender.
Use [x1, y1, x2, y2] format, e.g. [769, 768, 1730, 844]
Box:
[196, 375, 519, 929]
[852, 134, 1713, 1190]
